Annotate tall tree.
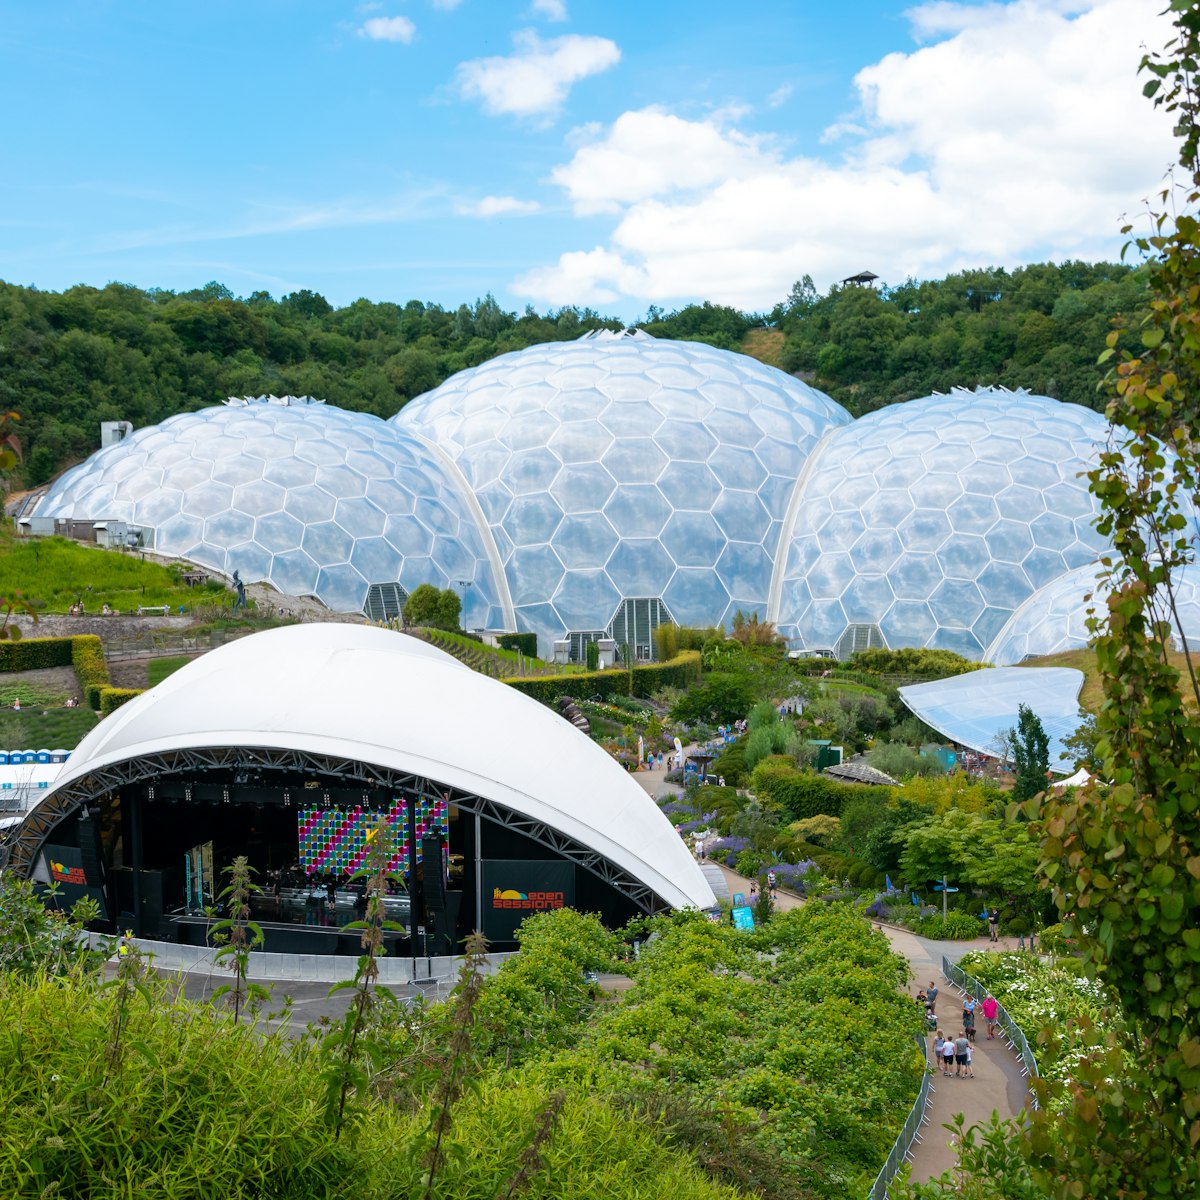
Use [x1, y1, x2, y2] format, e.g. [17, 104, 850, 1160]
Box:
[1009, 703, 1050, 803]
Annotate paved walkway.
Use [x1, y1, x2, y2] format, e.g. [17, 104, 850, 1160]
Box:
[711, 861, 1030, 1185]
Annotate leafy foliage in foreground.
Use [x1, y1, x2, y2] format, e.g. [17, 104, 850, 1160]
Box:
[547, 907, 923, 1199]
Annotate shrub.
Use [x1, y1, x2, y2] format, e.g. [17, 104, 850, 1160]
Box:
[1038, 923, 1075, 955]
[585, 640, 599, 670]
[70, 635, 110, 709]
[750, 762, 864, 820]
[505, 652, 701, 708]
[0, 636, 74, 671]
[711, 739, 747, 787]
[908, 911, 984, 939]
[496, 632, 537, 657]
[733, 849, 766, 877]
[99, 687, 144, 716]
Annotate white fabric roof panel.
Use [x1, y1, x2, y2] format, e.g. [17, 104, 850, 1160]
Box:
[46, 623, 714, 911]
[897, 666, 1085, 775]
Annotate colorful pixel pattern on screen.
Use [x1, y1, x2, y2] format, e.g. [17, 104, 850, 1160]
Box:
[298, 795, 448, 876]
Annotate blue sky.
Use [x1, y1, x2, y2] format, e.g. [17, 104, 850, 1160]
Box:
[0, 0, 1177, 318]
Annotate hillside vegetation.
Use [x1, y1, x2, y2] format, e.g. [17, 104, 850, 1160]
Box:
[0, 260, 1146, 487]
[0, 528, 226, 612]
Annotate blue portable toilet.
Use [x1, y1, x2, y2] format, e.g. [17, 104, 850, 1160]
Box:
[35, 749, 50, 764]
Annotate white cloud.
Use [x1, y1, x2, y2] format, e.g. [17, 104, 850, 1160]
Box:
[358, 15, 416, 43]
[456, 195, 541, 217]
[767, 84, 793, 108]
[515, 0, 1178, 309]
[455, 29, 620, 118]
[551, 107, 766, 215]
[532, 0, 568, 20]
[433, 0, 464, 10]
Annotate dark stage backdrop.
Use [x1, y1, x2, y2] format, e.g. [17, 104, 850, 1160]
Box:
[481, 859, 574, 942]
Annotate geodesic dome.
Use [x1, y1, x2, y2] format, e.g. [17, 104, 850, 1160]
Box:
[36, 397, 505, 625]
[984, 559, 1200, 664]
[390, 331, 851, 651]
[772, 388, 1113, 659]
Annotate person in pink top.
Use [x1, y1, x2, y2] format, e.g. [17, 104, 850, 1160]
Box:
[982, 994, 999, 1040]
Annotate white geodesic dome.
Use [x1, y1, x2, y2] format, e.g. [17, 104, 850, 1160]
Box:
[389, 331, 851, 651]
[36, 397, 506, 624]
[771, 388, 1113, 659]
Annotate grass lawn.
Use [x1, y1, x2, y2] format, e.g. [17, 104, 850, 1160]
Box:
[146, 655, 193, 687]
[0, 708, 98, 750]
[0, 528, 227, 613]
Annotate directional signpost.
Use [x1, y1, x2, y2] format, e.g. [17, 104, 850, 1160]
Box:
[933, 877, 959, 921]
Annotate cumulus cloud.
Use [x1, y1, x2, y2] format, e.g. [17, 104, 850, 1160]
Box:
[455, 29, 620, 118]
[550, 107, 765, 215]
[767, 84, 793, 108]
[456, 195, 541, 217]
[532, 0, 569, 19]
[358, 15, 416, 42]
[514, 0, 1177, 309]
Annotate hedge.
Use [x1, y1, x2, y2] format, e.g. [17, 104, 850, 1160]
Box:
[751, 762, 870, 820]
[496, 632, 537, 657]
[98, 687, 144, 717]
[506, 651, 701, 708]
[0, 635, 113, 710]
[71, 636, 111, 710]
[0, 637, 75, 672]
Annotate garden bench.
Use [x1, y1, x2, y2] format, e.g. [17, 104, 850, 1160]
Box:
[136, 605, 170, 616]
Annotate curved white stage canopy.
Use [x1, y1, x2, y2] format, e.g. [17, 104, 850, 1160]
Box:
[897, 666, 1085, 774]
[33, 623, 714, 911]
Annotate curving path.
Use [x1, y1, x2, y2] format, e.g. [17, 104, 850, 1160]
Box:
[630, 747, 1032, 1191]
[706, 859, 1029, 1182]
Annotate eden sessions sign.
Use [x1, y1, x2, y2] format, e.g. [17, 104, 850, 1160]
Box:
[41, 843, 108, 919]
[481, 859, 575, 941]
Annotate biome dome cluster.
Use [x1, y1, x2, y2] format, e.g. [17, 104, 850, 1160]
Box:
[30, 332, 1172, 663]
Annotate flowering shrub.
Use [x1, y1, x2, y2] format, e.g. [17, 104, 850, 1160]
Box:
[770, 860, 822, 894]
[958, 950, 1120, 1084]
[705, 835, 751, 863]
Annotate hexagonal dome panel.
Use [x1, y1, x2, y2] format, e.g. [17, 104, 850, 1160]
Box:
[774, 388, 1113, 657]
[985, 560, 1200, 664]
[37, 396, 504, 626]
[392, 330, 851, 650]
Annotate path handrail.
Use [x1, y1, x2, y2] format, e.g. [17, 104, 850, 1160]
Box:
[867, 1035, 934, 1200]
[942, 955, 1040, 1106]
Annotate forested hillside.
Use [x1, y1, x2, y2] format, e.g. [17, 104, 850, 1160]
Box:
[0, 259, 1146, 487]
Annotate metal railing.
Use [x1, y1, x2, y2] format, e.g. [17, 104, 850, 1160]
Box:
[942, 955, 1040, 1105]
[868, 1035, 935, 1200]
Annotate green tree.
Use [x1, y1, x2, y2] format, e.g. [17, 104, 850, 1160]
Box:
[669, 672, 754, 726]
[402, 583, 461, 632]
[1008, 703, 1050, 803]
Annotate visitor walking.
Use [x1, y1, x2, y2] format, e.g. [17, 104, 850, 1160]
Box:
[941, 1035, 955, 1077]
[965, 1041, 975, 1078]
[953, 1032, 970, 1078]
[988, 907, 1000, 942]
[982, 994, 999, 1040]
[925, 981, 938, 1016]
[962, 995, 976, 1030]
